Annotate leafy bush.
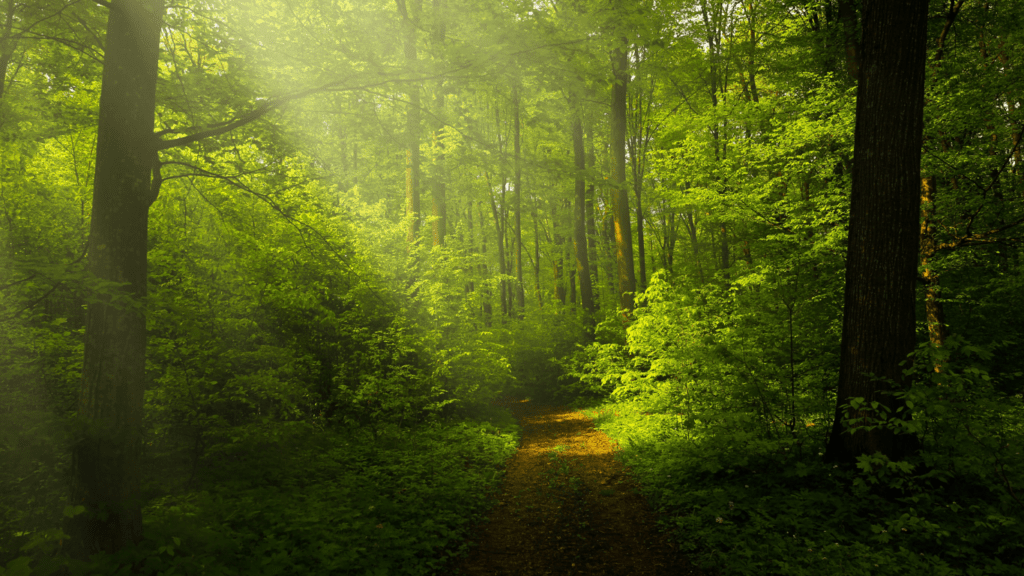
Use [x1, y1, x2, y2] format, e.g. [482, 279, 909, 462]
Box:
[576, 336, 1024, 575]
[53, 418, 518, 576]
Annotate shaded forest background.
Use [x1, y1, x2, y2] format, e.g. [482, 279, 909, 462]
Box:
[1, 0, 1023, 574]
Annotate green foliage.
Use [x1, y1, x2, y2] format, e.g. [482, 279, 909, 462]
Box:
[573, 333, 1024, 576]
[22, 420, 514, 576]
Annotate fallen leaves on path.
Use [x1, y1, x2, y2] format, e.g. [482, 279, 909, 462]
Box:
[455, 399, 699, 576]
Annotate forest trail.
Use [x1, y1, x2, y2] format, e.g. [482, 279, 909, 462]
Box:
[455, 398, 698, 576]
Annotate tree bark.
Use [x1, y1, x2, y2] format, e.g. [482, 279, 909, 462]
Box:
[398, 0, 421, 244]
[486, 175, 508, 318]
[585, 123, 599, 309]
[0, 0, 17, 101]
[479, 201, 492, 325]
[430, 0, 446, 246]
[532, 195, 542, 306]
[513, 84, 525, 312]
[71, 0, 164, 555]
[610, 40, 636, 312]
[837, 0, 861, 79]
[573, 115, 595, 313]
[919, 176, 947, 357]
[824, 0, 929, 465]
[553, 197, 566, 305]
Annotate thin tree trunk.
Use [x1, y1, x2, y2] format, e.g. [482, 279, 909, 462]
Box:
[569, 266, 577, 306]
[720, 223, 730, 282]
[479, 201, 492, 324]
[532, 195, 542, 306]
[920, 176, 948, 354]
[838, 0, 860, 79]
[466, 200, 475, 294]
[71, 0, 164, 555]
[585, 123, 599, 309]
[0, 0, 17, 101]
[399, 0, 422, 244]
[513, 84, 525, 313]
[824, 0, 929, 464]
[430, 0, 446, 246]
[611, 40, 636, 312]
[573, 115, 595, 313]
[916, 0, 964, 359]
[487, 175, 508, 318]
[553, 198, 566, 304]
[683, 211, 705, 285]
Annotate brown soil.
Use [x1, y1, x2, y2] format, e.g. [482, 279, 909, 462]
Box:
[455, 398, 699, 576]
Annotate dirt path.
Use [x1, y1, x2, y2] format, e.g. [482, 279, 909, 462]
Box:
[455, 399, 698, 576]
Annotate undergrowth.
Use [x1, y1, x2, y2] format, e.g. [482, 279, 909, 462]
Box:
[578, 395, 1024, 576]
[2, 409, 520, 576]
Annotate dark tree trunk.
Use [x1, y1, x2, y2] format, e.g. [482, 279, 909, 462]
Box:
[610, 41, 636, 312]
[838, 0, 861, 79]
[573, 116, 595, 313]
[0, 0, 17, 101]
[824, 0, 929, 464]
[70, 0, 164, 555]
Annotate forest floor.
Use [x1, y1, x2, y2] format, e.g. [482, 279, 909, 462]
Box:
[454, 398, 700, 576]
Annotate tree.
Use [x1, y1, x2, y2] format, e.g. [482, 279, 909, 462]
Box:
[824, 0, 930, 464]
[70, 0, 163, 554]
[398, 0, 422, 244]
[572, 113, 594, 315]
[610, 28, 635, 312]
[512, 83, 525, 312]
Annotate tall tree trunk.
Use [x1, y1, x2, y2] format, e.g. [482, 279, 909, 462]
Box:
[627, 57, 654, 292]
[532, 195, 542, 306]
[0, 0, 17, 101]
[553, 198, 566, 304]
[920, 176, 948, 354]
[479, 201, 492, 325]
[824, 0, 929, 465]
[71, 0, 164, 555]
[466, 200, 475, 294]
[430, 0, 446, 246]
[683, 211, 705, 285]
[610, 40, 636, 312]
[399, 0, 421, 244]
[838, 0, 861, 79]
[573, 115, 595, 313]
[661, 204, 677, 274]
[720, 223, 730, 282]
[917, 1, 964, 359]
[585, 123, 599, 309]
[487, 175, 508, 318]
[568, 267, 577, 305]
[513, 85, 525, 312]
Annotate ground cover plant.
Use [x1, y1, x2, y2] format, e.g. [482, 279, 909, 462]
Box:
[568, 335, 1024, 575]
[75, 420, 519, 576]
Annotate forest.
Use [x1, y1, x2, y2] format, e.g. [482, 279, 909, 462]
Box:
[1, 0, 1023, 574]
